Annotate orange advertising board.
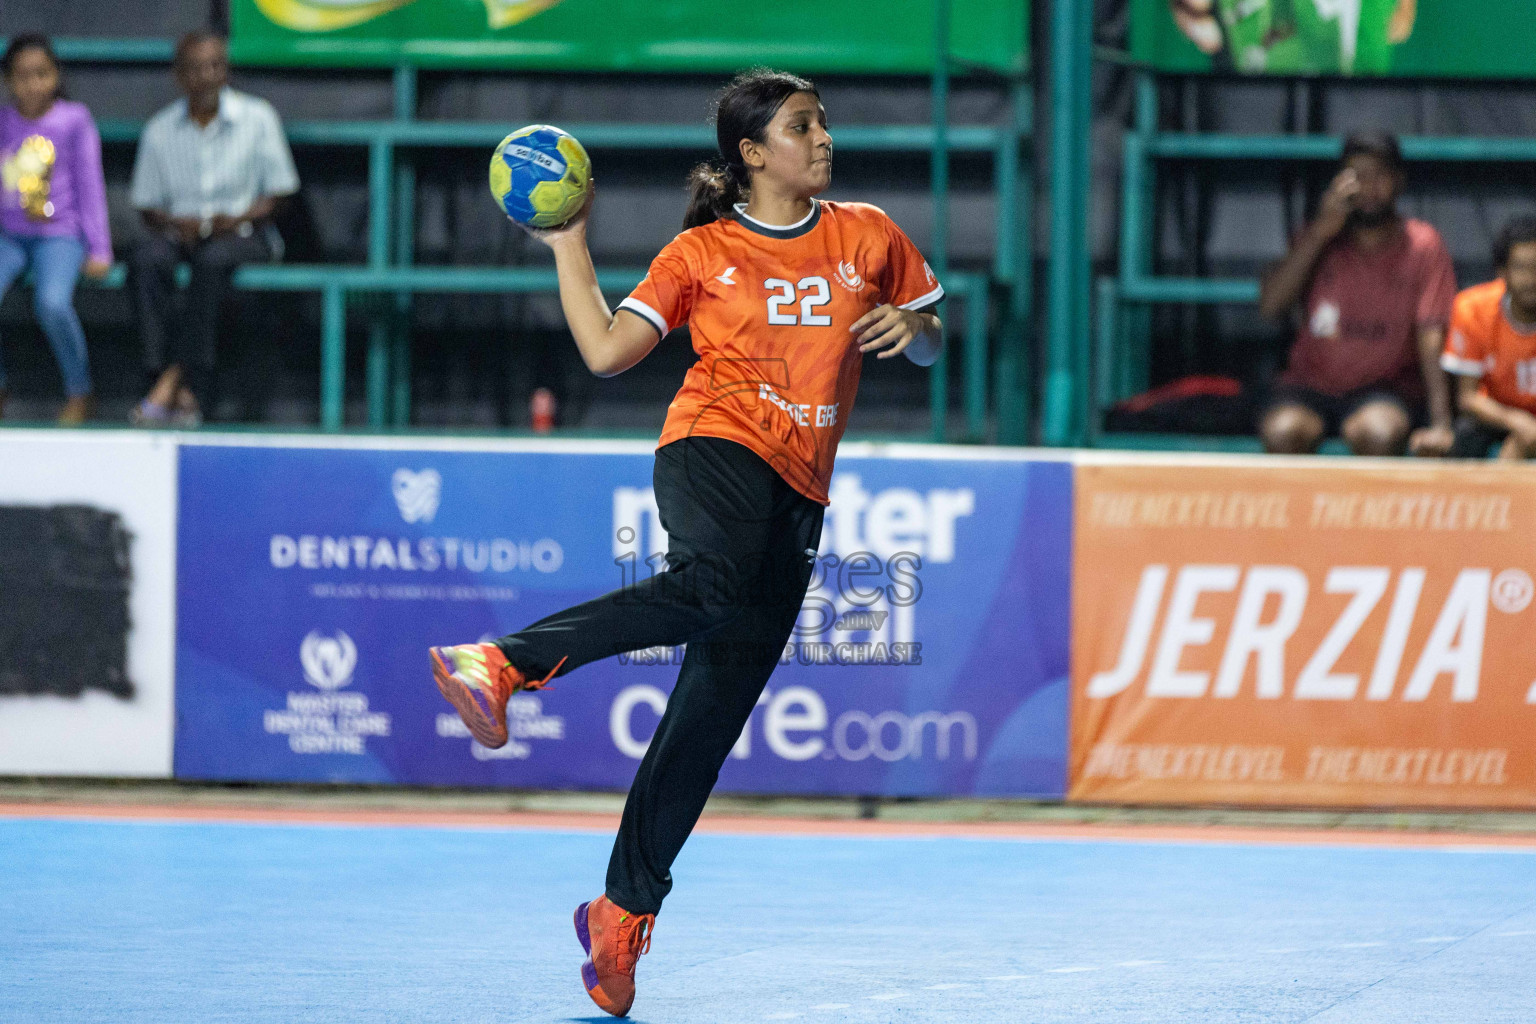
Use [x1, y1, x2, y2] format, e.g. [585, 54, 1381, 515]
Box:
[1070, 458, 1536, 808]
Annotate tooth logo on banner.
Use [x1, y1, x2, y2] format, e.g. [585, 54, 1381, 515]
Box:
[392, 468, 442, 523]
[301, 630, 357, 691]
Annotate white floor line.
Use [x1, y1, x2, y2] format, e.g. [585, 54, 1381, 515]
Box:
[761, 926, 1536, 1024]
[794, 931, 1465, 1018]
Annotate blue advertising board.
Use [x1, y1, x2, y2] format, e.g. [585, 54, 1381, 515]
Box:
[174, 439, 1071, 797]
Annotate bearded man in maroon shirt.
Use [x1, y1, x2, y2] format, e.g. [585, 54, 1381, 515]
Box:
[1258, 132, 1457, 457]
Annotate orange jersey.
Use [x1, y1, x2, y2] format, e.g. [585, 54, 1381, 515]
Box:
[1442, 279, 1536, 415]
[617, 199, 942, 505]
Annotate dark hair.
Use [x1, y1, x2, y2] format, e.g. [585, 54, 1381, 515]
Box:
[683, 68, 819, 230]
[2, 34, 62, 97]
[173, 30, 226, 68]
[1341, 130, 1404, 175]
[1494, 215, 1536, 268]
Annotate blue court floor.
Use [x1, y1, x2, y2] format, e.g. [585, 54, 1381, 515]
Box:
[2, 815, 1534, 1023]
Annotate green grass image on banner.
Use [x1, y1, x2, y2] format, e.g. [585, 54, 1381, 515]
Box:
[1140, 0, 1536, 78]
[230, 0, 1029, 73]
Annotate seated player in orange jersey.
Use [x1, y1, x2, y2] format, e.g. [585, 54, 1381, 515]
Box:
[1442, 217, 1536, 459]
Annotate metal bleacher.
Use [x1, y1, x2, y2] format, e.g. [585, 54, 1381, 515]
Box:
[1096, 68, 1536, 452]
[40, 30, 1033, 441]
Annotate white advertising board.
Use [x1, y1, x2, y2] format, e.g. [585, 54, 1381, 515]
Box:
[0, 430, 177, 776]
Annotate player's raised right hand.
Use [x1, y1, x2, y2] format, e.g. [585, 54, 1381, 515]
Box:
[516, 180, 595, 249]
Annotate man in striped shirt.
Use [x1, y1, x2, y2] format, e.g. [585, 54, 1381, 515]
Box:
[128, 31, 298, 424]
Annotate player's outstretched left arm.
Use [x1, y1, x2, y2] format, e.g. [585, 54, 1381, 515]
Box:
[851, 305, 943, 367]
[517, 183, 662, 378]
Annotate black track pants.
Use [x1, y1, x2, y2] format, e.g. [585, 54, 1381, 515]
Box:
[495, 436, 825, 914]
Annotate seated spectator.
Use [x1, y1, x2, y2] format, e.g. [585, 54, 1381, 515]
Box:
[0, 34, 111, 425]
[1442, 217, 1536, 460]
[1257, 132, 1456, 457]
[128, 31, 297, 426]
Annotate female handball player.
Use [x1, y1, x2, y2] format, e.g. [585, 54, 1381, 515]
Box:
[430, 68, 945, 1017]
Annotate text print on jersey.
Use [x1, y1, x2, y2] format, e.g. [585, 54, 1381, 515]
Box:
[758, 384, 837, 428]
[1087, 564, 1536, 704]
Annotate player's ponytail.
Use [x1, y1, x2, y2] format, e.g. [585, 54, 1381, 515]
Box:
[684, 161, 746, 230]
[683, 68, 818, 230]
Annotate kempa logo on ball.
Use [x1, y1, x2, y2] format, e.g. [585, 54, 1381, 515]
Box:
[301, 630, 358, 691]
[504, 144, 563, 174]
[393, 468, 442, 523]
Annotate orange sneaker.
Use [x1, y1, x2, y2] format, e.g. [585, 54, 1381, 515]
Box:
[428, 642, 565, 748]
[574, 895, 655, 1017]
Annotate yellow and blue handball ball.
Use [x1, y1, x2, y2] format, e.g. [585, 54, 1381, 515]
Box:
[489, 125, 591, 228]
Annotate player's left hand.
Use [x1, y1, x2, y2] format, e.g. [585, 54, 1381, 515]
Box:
[851, 304, 927, 359]
[1408, 424, 1454, 458]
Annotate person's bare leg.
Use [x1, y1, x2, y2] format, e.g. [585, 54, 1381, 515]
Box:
[145, 365, 183, 408]
[175, 385, 200, 418]
[1260, 403, 1325, 454]
[1341, 401, 1410, 456]
[1498, 433, 1531, 461]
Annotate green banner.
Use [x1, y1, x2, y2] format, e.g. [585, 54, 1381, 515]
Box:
[230, 0, 1028, 73]
[1134, 0, 1536, 77]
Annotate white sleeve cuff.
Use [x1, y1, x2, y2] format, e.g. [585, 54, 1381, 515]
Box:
[899, 284, 945, 312]
[617, 297, 669, 336]
[1440, 353, 1486, 377]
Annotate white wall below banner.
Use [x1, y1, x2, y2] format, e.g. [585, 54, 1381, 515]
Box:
[0, 431, 177, 777]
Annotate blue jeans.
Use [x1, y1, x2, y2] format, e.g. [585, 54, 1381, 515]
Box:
[0, 235, 92, 397]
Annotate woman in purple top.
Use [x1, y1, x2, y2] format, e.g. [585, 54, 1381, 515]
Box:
[0, 35, 112, 424]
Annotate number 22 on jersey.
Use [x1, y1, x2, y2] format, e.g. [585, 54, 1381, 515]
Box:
[764, 277, 832, 326]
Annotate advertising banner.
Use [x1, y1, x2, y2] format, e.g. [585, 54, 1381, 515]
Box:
[1136, 0, 1536, 78]
[175, 439, 1070, 797]
[1071, 458, 1536, 808]
[231, 0, 1029, 73]
[0, 431, 177, 777]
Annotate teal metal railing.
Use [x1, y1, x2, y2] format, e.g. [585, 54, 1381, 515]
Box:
[22, 31, 1032, 441]
[82, 261, 988, 436]
[1042, 0, 1093, 449]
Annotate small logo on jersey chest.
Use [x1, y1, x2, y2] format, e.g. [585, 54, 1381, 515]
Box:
[1310, 300, 1341, 339]
[834, 260, 865, 292]
[715, 266, 738, 286]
